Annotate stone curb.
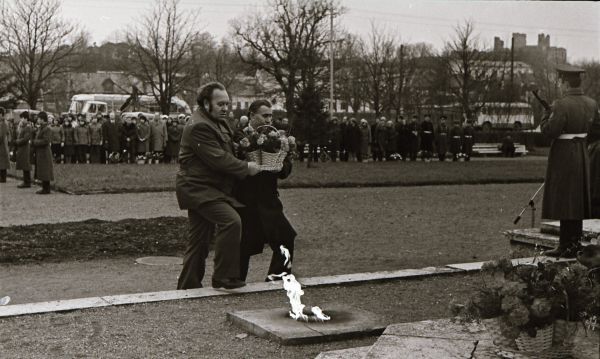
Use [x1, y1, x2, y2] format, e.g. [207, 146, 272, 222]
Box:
[0, 257, 573, 319]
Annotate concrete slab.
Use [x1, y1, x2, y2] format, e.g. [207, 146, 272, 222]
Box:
[542, 219, 600, 236]
[314, 346, 371, 359]
[135, 256, 182, 266]
[227, 304, 387, 345]
[364, 335, 480, 359]
[300, 267, 459, 287]
[0, 297, 111, 317]
[506, 228, 559, 248]
[382, 319, 491, 341]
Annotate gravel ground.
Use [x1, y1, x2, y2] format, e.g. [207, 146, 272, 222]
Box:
[0, 177, 181, 227]
[0, 274, 480, 359]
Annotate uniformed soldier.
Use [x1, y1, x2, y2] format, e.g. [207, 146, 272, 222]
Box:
[15, 112, 32, 188]
[32, 112, 54, 194]
[462, 119, 475, 161]
[420, 114, 435, 162]
[542, 64, 600, 258]
[435, 116, 449, 161]
[449, 119, 463, 161]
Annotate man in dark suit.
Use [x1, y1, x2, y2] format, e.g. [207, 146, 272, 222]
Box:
[176, 82, 261, 290]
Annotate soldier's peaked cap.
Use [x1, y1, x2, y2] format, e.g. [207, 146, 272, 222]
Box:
[556, 64, 585, 74]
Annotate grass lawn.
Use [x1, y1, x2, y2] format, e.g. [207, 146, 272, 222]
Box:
[0, 183, 540, 272]
[10, 159, 546, 194]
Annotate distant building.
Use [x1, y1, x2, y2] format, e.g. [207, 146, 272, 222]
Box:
[494, 33, 567, 64]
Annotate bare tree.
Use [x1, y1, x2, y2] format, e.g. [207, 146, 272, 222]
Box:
[231, 0, 342, 119]
[125, 0, 198, 114]
[579, 60, 600, 103]
[335, 34, 366, 113]
[443, 20, 507, 122]
[0, 0, 85, 109]
[360, 23, 397, 117]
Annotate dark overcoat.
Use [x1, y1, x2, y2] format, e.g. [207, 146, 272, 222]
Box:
[0, 120, 9, 170]
[62, 126, 75, 156]
[588, 106, 600, 217]
[420, 120, 435, 152]
[407, 121, 420, 153]
[449, 125, 463, 154]
[150, 120, 167, 152]
[175, 111, 248, 210]
[15, 124, 31, 171]
[32, 125, 54, 181]
[166, 123, 182, 157]
[435, 124, 449, 155]
[121, 123, 137, 154]
[234, 156, 296, 256]
[359, 125, 371, 155]
[102, 121, 122, 153]
[541, 88, 598, 220]
[462, 124, 475, 156]
[136, 122, 151, 154]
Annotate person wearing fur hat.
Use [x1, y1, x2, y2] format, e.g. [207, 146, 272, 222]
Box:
[31, 112, 53, 194]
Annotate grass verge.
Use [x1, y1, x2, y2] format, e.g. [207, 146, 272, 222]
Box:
[9, 159, 546, 194]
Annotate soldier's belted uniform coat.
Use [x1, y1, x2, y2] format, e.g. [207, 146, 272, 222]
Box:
[32, 125, 54, 181]
[15, 124, 31, 171]
[541, 88, 599, 220]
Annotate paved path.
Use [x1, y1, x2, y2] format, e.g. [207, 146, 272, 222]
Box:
[0, 177, 183, 227]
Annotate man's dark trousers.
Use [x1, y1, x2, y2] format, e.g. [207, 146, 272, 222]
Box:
[177, 200, 242, 289]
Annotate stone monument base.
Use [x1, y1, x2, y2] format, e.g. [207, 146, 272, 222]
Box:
[227, 303, 387, 345]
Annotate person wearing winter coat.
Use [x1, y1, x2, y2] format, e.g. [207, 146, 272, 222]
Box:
[136, 115, 151, 161]
[0, 108, 9, 182]
[165, 117, 182, 163]
[15, 114, 32, 188]
[32, 112, 54, 194]
[62, 119, 76, 164]
[74, 118, 90, 164]
[435, 117, 449, 161]
[121, 116, 138, 163]
[102, 113, 122, 163]
[358, 119, 371, 162]
[88, 115, 103, 164]
[49, 117, 63, 164]
[150, 115, 167, 163]
[346, 118, 361, 161]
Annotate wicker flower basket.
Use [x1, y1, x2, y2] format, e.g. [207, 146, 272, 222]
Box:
[246, 149, 287, 171]
[515, 325, 554, 352]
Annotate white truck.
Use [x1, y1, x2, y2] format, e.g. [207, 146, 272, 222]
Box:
[68, 94, 191, 119]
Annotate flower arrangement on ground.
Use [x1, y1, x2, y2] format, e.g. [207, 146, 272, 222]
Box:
[451, 257, 599, 353]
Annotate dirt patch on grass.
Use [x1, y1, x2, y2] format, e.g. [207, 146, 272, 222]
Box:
[0, 275, 479, 358]
[0, 218, 188, 264]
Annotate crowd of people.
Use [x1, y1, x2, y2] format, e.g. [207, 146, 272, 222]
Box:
[3, 111, 190, 166]
[293, 115, 477, 163]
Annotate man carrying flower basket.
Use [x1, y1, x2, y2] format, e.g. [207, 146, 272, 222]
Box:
[233, 100, 297, 281]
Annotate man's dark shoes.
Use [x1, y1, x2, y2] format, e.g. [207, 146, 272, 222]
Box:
[212, 278, 246, 289]
[17, 183, 31, 188]
[544, 243, 581, 258]
[35, 188, 51, 195]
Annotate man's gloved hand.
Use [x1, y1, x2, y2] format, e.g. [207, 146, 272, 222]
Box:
[247, 161, 261, 176]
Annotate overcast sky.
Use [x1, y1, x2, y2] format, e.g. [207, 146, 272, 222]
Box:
[61, 0, 599, 62]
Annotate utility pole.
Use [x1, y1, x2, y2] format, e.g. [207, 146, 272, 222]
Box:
[329, 7, 334, 122]
[510, 35, 515, 103]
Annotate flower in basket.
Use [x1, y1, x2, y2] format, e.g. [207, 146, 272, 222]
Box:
[256, 133, 267, 146]
[239, 137, 251, 148]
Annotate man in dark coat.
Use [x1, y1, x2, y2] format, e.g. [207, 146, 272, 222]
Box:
[327, 117, 341, 161]
[435, 116, 449, 161]
[102, 113, 121, 163]
[407, 116, 420, 161]
[420, 114, 435, 162]
[396, 117, 409, 161]
[449, 120, 463, 161]
[15, 113, 32, 188]
[176, 82, 261, 290]
[462, 120, 475, 161]
[542, 64, 599, 258]
[0, 108, 9, 182]
[339, 116, 349, 161]
[31, 112, 54, 194]
[234, 99, 296, 281]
